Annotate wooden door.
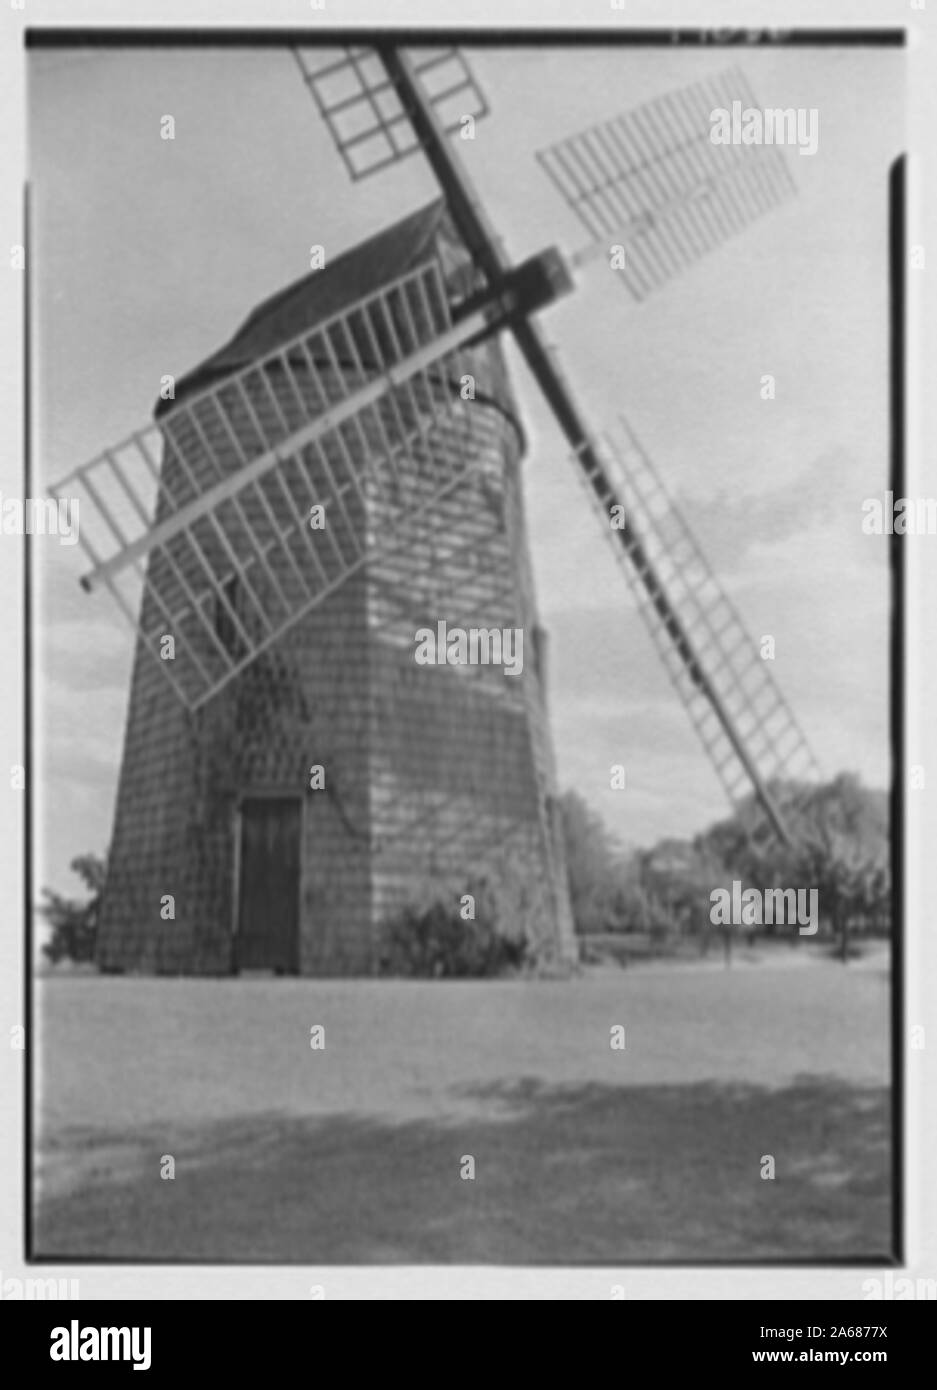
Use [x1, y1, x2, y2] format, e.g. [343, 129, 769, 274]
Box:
[236, 797, 301, 973]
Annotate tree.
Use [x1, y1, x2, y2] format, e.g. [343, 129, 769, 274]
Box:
[558, 790, 624, 935]
[40, 853, 106, 965]
[700, 773, 889, 957]
[792, 774, 889, 961]
[559, 773, 889, 957]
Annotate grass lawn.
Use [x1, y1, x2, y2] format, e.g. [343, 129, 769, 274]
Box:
[33, 956, 892, 1263]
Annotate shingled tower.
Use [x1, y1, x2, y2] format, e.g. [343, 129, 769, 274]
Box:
[94, 203, 576, 975]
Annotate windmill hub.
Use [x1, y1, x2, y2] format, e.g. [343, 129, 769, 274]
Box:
[456, 247, 574, 335]
[498, 247, 575, 320]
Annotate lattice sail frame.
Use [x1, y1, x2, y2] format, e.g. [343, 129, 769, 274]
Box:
[49, 259, 496, 711]
[293, 46, 489, 181]
[574, 416, 821, 824]
[536, 65, 797, 301]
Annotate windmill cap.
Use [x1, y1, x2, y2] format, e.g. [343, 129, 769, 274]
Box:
[156, 199, 452, 418]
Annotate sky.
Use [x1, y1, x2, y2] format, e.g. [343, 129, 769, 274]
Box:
[28, 41, 904, 893]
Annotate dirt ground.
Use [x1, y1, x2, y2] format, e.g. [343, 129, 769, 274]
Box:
[33, 955, 893, 1263]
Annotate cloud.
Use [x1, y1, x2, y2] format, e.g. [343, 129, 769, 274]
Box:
[675, 445, 884, 574]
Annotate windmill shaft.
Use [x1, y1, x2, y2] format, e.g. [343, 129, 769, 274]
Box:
[381, 46, 793, 849]
[380, 49, 508, 284]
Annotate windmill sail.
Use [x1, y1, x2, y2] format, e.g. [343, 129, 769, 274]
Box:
[536, 66, 797, 301]
[49, 258, 507, 710]
[293, 46, 489, 182]
[577, 416, 821, 839]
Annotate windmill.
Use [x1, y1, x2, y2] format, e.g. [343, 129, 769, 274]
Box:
[49, 46, 819, 976]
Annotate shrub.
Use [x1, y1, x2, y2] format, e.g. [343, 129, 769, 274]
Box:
[379, 874, 529, 979]
[40, 852, 106, 965]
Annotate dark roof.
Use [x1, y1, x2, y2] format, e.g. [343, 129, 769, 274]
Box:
[159, 200, 449, 415]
